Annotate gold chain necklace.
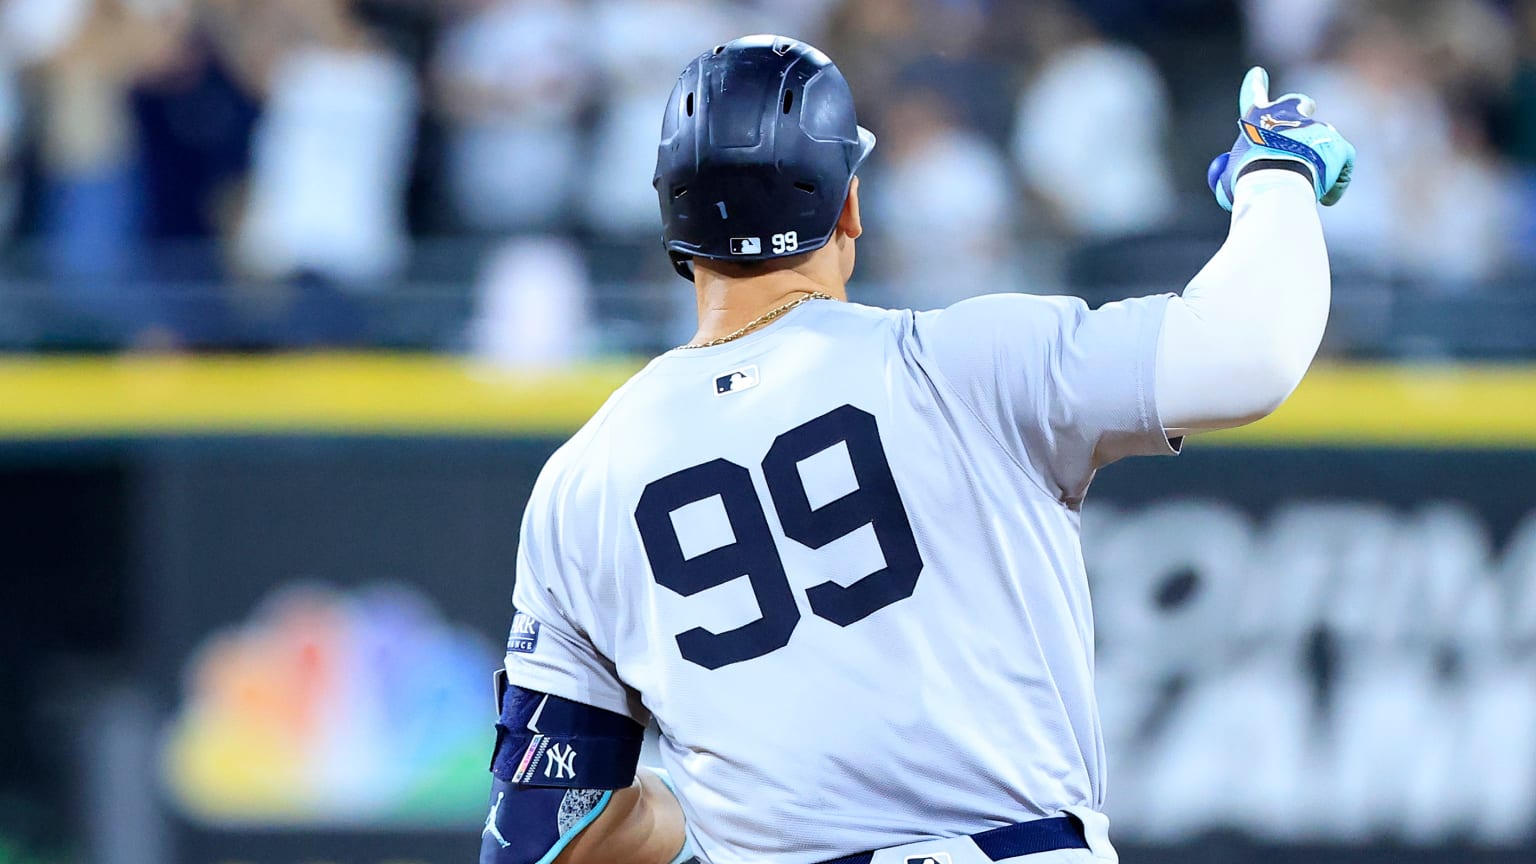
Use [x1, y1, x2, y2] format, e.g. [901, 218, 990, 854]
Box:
[678, 291, 832, 349]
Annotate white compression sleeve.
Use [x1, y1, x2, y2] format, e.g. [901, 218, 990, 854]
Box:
[1154, 168, 1330, 435]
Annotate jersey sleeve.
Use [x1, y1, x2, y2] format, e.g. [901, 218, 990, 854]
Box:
[503, 462, 651, 724]
[915, 292, 1178, 504]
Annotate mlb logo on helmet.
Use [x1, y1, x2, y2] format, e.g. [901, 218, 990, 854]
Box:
[903, 854, 953, 864]
[730, 237, 762, 255]
[506, 612, 540, 654]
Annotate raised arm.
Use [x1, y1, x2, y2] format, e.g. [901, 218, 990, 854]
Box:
[901, 68, 1355, 504]
[1155, 169, 1327, 434]
[1155, 67, 1356, 436]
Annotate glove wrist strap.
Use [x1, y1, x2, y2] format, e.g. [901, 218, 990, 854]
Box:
[1238, 158, 1314, 186]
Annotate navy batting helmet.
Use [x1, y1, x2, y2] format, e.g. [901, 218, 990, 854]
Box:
[653, 35, 876, 281]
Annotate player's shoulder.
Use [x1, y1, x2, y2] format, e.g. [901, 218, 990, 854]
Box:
[827, 298, 911, 324]
[550, 355, 665, 452]
[918, 291, 1089, 331]
[759, 296, 911, 341]
[909, 292, 1091, 358]
[527, 357, 671, 507]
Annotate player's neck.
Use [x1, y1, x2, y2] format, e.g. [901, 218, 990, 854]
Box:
[687, 269, 847, 346]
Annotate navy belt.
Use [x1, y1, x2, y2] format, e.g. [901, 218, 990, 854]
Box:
[819, 815, 1088, 864]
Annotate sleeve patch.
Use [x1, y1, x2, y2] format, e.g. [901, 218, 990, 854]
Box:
[506, 612, 541, 654]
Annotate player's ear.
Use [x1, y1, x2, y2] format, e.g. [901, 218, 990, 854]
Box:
[837, 177, 863, 241]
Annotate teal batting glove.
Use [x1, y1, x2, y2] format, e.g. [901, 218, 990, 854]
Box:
[1207, 66, 1356, 211]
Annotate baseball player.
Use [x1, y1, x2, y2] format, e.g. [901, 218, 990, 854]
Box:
[480, 34, 1355, 864]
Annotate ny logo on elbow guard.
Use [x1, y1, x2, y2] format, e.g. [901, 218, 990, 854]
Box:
[544, 743, 578, 780]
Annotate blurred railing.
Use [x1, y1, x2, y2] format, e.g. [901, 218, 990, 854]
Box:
[1, 235, 1534, 358]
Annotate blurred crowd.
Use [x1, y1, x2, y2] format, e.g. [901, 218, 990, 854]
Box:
[0, 0, 1534, 354]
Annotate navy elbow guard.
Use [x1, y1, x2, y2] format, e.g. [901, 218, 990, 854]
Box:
[480, 673, 646, 864]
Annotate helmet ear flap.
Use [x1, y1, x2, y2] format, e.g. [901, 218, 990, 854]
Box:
[853, 126, 877, 172]
[669, 251, 695, 282]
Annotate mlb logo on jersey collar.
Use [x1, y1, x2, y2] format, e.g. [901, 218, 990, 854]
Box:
[715, 365, 760, 395]
[904, 854, 952, 864]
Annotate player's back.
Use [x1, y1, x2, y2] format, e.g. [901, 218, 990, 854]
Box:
[511, 294, 1174, 864]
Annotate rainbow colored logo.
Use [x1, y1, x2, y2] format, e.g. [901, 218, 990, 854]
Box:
[160, 583, 496, 826]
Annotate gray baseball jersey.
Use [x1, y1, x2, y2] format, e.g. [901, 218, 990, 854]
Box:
[503, 294, 1176, 864]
